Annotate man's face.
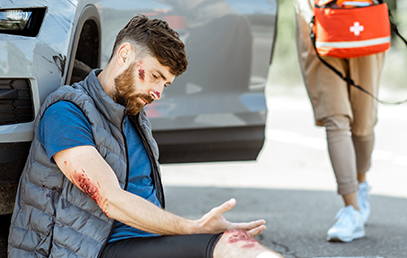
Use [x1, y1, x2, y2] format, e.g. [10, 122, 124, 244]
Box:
[112, 55, 175, 115]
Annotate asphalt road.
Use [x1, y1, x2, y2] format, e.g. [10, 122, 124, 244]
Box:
[1, 86, 406, 257]
[165, 186, 407, 258]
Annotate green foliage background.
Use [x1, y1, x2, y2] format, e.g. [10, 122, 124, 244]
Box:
[268, 0, 407, 90]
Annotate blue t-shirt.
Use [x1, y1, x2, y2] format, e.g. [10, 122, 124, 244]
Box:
[38, 101, 161, 243]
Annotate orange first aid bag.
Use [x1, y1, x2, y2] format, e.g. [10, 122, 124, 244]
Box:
[312, 1, 391, 58]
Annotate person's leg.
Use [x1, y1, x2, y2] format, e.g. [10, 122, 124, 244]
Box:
[101, 232, 284, 258]
[348, 52, 385, 223]
[322, 115, 359, 209]
[323, 115, 365, 242]
[213, 230, 283, 258]
[100, 234, 222, 258]
[353, 133, 374, 223]
[348, 52, 384, 177]
[352, 133, 374, 182]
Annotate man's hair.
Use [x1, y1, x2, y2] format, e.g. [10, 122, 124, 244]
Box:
[110, 14, 187, 76]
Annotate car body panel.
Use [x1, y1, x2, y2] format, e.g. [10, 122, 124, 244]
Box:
[0, 0, 79, 142]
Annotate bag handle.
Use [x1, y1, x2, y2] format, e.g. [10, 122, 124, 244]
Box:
[309, 10, 407, 105]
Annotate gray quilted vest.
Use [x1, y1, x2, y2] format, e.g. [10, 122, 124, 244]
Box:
[8, 69, 165, 258]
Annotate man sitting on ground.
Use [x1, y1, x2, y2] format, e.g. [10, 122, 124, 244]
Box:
[8, 14, 283, 258]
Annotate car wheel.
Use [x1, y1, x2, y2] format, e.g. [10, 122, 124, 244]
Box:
[70, 59, 93, 85]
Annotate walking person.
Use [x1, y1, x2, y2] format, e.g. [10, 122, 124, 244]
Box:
[294, 0, 385, 242]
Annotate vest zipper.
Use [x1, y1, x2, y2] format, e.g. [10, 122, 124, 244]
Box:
[132, 114, 165, 208]
[122, 112, 131, 191]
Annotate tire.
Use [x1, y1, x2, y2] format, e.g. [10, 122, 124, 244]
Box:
[0, 214, 11, 257]
[70, 59, 93, 85]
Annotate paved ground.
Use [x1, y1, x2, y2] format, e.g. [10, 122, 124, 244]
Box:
[165, 186, 407, 258]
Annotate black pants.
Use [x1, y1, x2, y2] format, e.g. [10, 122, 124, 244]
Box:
[100, 234, 222, 258]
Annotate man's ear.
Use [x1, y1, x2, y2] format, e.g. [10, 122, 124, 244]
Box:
[117, 43, 133, 67]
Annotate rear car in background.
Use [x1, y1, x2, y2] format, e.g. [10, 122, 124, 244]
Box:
[0, 0, 278, 214]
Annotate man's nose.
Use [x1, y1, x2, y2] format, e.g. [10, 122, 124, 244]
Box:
[149, 89, 161, 100]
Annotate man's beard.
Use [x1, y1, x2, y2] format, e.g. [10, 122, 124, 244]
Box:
[112, 63, 154, 115]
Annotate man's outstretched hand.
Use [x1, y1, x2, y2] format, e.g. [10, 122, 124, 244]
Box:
[196, 198, 266, 237]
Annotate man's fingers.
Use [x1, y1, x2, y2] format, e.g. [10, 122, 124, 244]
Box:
[211, 198, 236, 215]
[229, 220, 266, 237]
[251, 219, 266, 228]
[230, 219, 266, 232]
[247, 225, 266, 238]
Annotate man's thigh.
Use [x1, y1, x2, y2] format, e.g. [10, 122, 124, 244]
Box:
[101, 234, 222, 258]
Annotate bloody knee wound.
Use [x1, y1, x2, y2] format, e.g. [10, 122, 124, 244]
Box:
[224, 229, 259, 248]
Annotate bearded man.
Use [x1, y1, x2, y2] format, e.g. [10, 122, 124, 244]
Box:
[8, 15, 283, 258]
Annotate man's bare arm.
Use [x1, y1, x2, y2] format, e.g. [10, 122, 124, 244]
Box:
[54, 145, 266, 237]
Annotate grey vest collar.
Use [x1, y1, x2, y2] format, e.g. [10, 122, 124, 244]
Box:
[82, 69, 125, 128]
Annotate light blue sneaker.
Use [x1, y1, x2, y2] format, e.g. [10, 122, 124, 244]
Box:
[327, 205, 365, 242]
[358, 181, 371, 224]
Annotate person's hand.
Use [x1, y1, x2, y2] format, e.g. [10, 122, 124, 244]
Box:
[196, 198, 266, 237]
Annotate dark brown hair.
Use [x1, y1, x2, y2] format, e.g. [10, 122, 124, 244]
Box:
[110, 14, 187, 76]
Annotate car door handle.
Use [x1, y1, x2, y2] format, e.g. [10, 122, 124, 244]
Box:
[0, 89, 18, 100]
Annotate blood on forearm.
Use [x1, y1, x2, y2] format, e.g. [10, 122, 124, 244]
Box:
[70, 168, 110, 217]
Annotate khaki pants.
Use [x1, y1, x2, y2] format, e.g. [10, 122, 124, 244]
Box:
[295, 0, 385, 194]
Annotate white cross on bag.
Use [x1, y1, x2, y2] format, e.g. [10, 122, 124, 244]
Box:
[350, 21, 364, 36]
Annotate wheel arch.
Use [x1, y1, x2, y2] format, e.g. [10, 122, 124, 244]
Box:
[65, 4, 101, 85]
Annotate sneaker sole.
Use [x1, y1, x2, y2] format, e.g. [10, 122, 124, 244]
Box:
[327, 230, 366, 243]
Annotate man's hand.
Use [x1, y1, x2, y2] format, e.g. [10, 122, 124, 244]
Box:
[196, 198, 266, 238]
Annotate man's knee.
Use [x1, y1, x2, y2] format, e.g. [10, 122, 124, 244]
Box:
[220, 229, 259, 248]
[213, 230, 284, 258]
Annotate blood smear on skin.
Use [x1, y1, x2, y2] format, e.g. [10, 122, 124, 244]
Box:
[138, 69, 145, 81]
